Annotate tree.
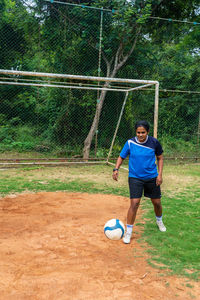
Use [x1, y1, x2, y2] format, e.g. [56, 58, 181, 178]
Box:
[0, 0, 27, 69]
[81, 0, 200, 158]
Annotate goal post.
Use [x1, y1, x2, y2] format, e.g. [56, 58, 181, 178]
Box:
[0, 69, 159, 167]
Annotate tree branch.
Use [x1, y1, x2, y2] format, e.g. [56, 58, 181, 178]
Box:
[113, 42, 123, 73]
[102, 53, 114, 77]
[115, 25, 142, 72]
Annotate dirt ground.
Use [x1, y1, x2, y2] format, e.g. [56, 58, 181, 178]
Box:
[0, 192, 199, 300]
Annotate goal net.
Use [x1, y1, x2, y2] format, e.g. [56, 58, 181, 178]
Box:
[0, 69, 159, 167]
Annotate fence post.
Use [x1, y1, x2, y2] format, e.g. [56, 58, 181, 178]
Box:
[154, 82, 159, 138]
[197, 108, 200, 148]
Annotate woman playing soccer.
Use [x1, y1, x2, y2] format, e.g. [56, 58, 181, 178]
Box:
[112, 120, 166, 244]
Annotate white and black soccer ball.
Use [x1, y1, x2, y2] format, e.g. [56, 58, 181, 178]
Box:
[104, 219, 125, 240]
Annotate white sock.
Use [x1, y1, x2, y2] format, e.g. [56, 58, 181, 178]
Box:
[126, 224, 133, 234]
[156, 215, 162, 221]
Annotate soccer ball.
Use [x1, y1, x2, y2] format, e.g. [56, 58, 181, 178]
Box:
[104, 219, 125, 240]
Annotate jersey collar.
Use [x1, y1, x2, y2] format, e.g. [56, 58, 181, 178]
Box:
[135, 135, 149, 144]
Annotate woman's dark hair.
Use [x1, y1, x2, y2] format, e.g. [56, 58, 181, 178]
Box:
[135, 120, 150, 132]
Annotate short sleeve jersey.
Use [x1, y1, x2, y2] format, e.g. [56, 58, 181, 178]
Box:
[120, 136, 163, 179]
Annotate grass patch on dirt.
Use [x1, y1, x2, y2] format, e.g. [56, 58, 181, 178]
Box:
[0, 165, 129, 197]
[140, 186, 200, 280]
[0, 177, 128, 197]
[0, 163, 199, 279]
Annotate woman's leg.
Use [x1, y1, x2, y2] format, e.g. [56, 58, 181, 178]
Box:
[151, 198, 162, 217]
[151, 198, 166, 232]
[123, 198, 141, 244]
[127, 198, 141, 224]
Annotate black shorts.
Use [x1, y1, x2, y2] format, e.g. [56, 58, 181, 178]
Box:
[128, 177, 161, 199]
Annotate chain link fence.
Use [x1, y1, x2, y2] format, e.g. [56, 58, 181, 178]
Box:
[0, 0, 199, 163]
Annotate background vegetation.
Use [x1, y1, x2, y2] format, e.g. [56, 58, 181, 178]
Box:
[0, 0, 199, 158]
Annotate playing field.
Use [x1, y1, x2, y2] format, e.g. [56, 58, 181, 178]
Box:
[0, 164, 199, 299]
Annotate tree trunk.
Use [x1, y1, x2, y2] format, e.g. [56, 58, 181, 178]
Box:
[83, 89, 107, 159]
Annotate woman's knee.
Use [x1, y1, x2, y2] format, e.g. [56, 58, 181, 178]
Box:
[152, 198, 162, 208]
[130, 198, 140, 210]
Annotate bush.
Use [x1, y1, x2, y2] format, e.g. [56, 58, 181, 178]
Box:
[160, 135, 198, 156]
[0, 125, 39, 152]
[0, 126, 15, 142]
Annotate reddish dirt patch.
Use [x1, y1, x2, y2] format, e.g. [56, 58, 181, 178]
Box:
[0, 192, 198, 300]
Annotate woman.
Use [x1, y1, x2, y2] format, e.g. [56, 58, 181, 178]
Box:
[112, 120, 166, 244]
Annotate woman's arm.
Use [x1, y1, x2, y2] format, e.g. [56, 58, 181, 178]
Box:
[112, 156, 124, 181]
[156, 154, 164, 186]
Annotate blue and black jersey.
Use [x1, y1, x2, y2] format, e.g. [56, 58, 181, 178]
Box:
[120, 136, 163, 179]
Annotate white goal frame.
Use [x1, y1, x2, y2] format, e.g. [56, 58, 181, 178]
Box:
[0, 69, 159, 167]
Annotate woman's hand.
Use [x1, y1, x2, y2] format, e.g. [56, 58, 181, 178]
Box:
[112, 171, 119, 181]
[112, 157, 124, 181]
[156, 154, 163, 186]
[156, 174, 163, 186]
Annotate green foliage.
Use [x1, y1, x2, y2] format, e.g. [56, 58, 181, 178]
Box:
[0, 0, 27, 68]
[0, 114, 7, 125]
[0, 125, 39, 152]
[95, 148, 108, 157]
[0, 126, 15, 143]
[160, 135, 198, 156]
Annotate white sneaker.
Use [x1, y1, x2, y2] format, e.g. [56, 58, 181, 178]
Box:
[156, 220, 166, 232]
[123, 232, 132, 244]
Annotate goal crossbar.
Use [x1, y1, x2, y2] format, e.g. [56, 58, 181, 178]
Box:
[0, 80, 154, 92]
[0, 69, 158, 85]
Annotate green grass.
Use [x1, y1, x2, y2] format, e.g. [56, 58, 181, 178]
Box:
[0, 163, 199, 279]
[140, 186, 200, 279]
[0, 177, 128, 197]
[0, 165, 129, 197]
